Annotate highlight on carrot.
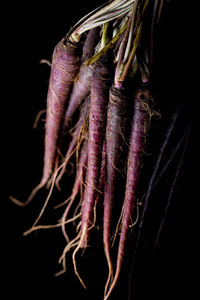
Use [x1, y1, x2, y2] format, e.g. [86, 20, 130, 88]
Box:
[10, 1, 191, 300]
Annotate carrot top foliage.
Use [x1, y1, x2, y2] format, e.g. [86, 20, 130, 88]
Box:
[10, 1, 191, 300]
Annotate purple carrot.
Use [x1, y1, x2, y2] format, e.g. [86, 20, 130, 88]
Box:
[71, 55, 111, 288]
[104, 88, 152, 300]
[80, 55, 111, 246]
[55, 27, 99, 172]
[61, 28, 100, 132]
[79, 55, 111, 247]
[62, 64, 93, 127]
[10, 38, 81, 206]
[82, 27, 101, 62]
[103, 86, 127, 295]
[54, 29, 99, 173]
[40, 38, 81, 185]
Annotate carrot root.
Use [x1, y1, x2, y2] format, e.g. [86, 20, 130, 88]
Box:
[104, 87, 153, 300]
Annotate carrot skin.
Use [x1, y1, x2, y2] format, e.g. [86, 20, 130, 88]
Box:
[82, 27, 100, 61]
[104, 86, 127, 242]
[55, 29, 99, 172]
[104, 88, 152, 300]
[62, 28, 100, 130]
[10, 38, 81, 206]
[42, 38, 81, 186]
[96, 141, 106, 204]
[103, 86, 127, 292]
[62, 65, 93, 127]
[81, 55, 111, 246]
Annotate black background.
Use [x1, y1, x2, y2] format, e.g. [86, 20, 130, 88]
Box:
[4, 1, 195, 300]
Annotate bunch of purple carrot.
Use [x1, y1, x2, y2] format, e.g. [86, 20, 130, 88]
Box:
[10, 0, 177, 299]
